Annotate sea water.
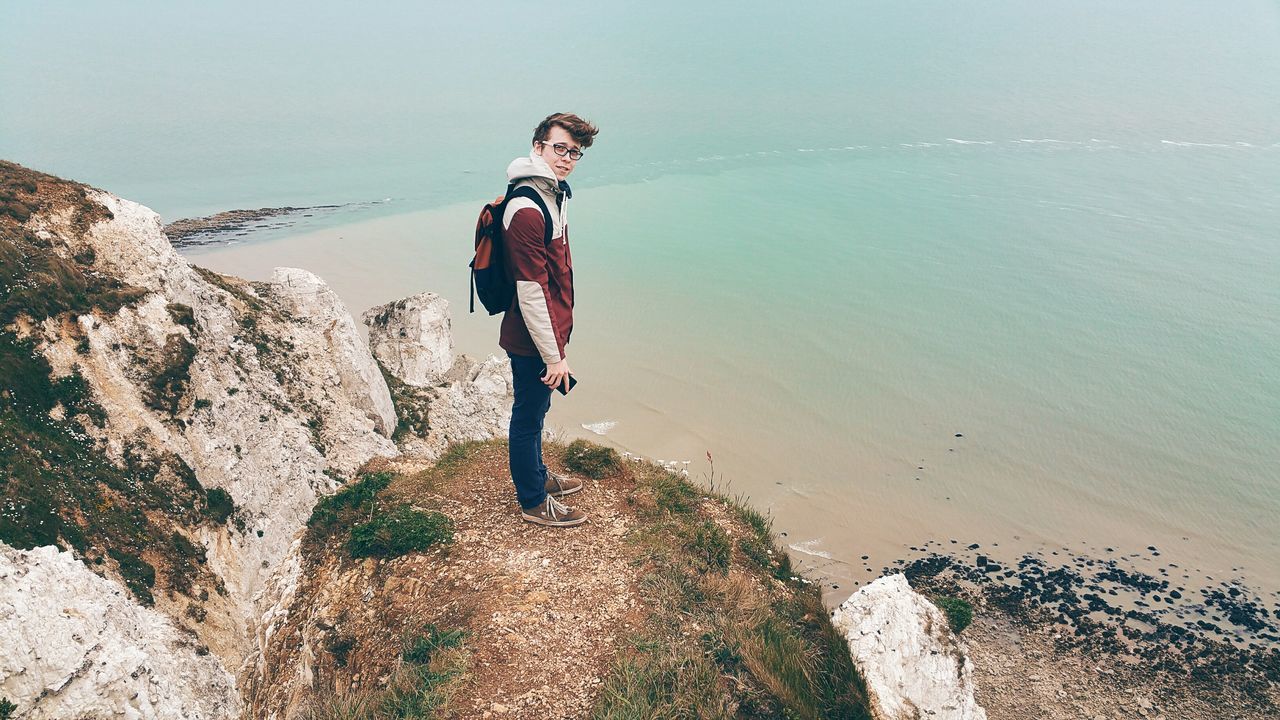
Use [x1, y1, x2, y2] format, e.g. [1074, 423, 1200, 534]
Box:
[4, 1, 1278, 603]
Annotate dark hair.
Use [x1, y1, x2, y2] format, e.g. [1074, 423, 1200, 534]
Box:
[532, 113, 599, 149]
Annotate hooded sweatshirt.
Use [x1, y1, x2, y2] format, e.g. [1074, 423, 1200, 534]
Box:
[499, 150, 573, 364]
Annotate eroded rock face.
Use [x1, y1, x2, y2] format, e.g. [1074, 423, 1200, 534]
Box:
[362, 293, 454, 387]
[3, 174, 399, 713]
[831, 573, 987, 720]
[267, 267, 398, 446]
[414, 353, 513, 457]
[363, 294, 513, 461]
[2, 163, 517, 718]
[0, 544, 239, 719]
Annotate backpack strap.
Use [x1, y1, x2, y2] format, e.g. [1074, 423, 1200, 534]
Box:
[470, 184, 554, 315]
[503, 183, 554, 248]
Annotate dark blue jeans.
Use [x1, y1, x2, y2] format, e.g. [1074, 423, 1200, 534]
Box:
[508, 352, 553, 510]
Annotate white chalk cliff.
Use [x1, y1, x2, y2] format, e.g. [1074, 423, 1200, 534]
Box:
[362, 292, 455, 387]
[363, 293, 513, 462]
[832, 573, 987, 720]
[0, 544, 239, 719]
[0, 170, 511, 717]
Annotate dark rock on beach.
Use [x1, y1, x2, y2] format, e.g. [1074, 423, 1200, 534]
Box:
[893, 542, 1280, 717]
[163, 205, 340, 247]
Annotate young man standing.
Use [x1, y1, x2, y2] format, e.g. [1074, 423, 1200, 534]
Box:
[501, 112, 598, 527]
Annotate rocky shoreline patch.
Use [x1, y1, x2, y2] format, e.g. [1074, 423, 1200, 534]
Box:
[877, 542, 1279, 718]
[163, 205, 340, 247]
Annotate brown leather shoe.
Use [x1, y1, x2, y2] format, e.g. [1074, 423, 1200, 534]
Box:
[521, 496, 587, 527]
[545, 470, 583, 498]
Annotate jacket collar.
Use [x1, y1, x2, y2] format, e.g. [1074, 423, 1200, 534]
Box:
[507, 149, 571, 199]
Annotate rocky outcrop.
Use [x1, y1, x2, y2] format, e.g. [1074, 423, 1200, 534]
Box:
[268, 267, 397, 443]
[831, 573, 987, 720]
[362, 292, 454, 386]
[364, 295, 512, 462]
[0, 161, 529, 718]
[26, 191, 398, 649]
[0, 544, 239, 719]
[0, 164, 400, 717]
[419, 353, 513, 452]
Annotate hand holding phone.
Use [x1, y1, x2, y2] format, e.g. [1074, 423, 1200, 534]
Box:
[558, 373, 577, 395]
[542, 358, 572, 393]
[541, 369, 578, 395]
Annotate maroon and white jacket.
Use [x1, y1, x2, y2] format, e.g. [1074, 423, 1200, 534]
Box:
[499, 151, 574, 364]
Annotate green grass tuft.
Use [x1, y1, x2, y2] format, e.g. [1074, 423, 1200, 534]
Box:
[108, 548, 156, 606]
[379, 625, 468, 718]
[595, 453, 873, 719]
[377, 362, 431, 442]
[348, 505, 453, 559]
[735, 617, 823, 719]
[165, 303, 196, 329]
[737, 536, 776, 575]
[204, 487, 234, 524]
[933, 596, 974, 634]
[144, 334, 197, 415]
[727, 496, 773, 541]
[308, 471, 454, 561]
[306, 625, 469, 720]
[168, 531, 207, 595]
[649, 471, 700, 514]
[307, 472, 393, 534]
[50, 370, 107, 427]
[592, 641, 732, 719]
[562, 438, 622, 479]
[687, 520, 731, 574]
[436, 440, 485, 470]
[402, 625, 466, 666]
[326, 634, 355, 668]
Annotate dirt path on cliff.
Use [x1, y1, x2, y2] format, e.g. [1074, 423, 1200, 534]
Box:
[380, 444, 648, 719]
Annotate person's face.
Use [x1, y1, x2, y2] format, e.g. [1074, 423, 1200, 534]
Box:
[534, 125, 582, 182]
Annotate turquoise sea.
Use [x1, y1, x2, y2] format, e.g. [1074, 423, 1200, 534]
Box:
[4, 1, 1279, 605]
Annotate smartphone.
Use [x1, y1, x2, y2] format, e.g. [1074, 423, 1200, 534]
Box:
[541, 370, 578, 395]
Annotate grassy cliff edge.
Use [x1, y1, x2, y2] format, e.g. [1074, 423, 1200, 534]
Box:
[282, 439, 872, 719]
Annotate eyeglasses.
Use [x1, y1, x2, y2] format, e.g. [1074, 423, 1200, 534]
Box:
[539, 141, 584, 161]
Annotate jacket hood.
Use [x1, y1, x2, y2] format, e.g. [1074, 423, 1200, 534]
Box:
[507, 149, 558, 184]
[506, 150, 571, 197]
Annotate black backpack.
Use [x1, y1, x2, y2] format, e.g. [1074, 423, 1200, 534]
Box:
[469, 183, 552, 315]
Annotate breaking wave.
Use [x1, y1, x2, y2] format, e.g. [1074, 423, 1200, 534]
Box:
[581, 420, 618, 436]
